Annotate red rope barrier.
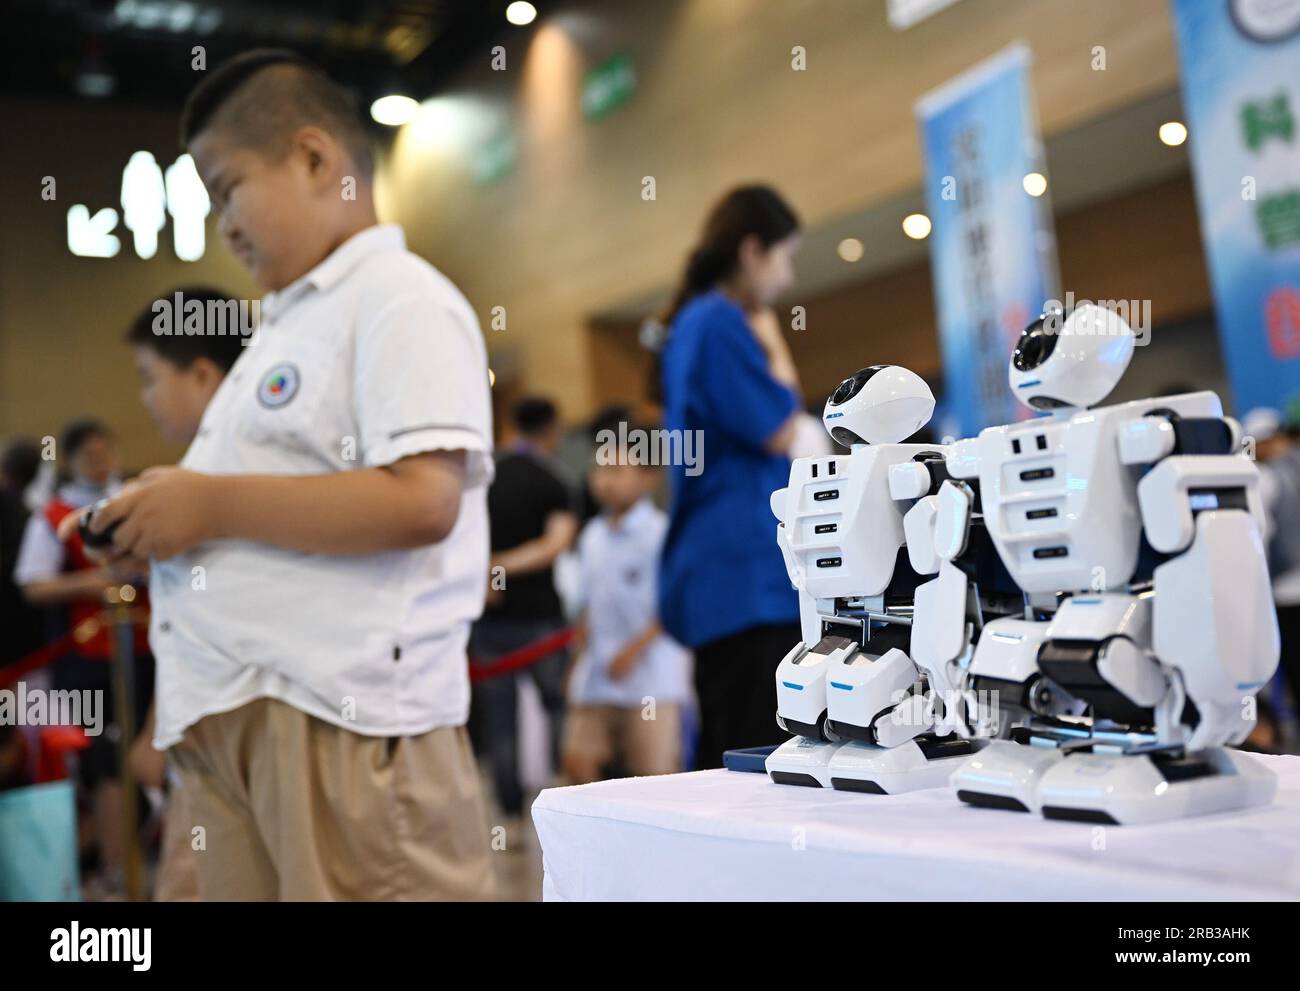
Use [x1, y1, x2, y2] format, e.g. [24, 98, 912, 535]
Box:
[2, 619, 572, 687]
[0, 630, 80, 687]
[469, 627, 575, 683]
[0, 611, 143, 687]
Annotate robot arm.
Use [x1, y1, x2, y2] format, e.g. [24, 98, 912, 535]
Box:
[897, 465, 981, 733]
[771, 481, 841, 649]
[1136, 446, 1280, 749]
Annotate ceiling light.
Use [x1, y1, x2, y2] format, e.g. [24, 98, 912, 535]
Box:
[902, 213, 931, 240]
[506, 2, 537, 25]
[370, 95, 419, 126]
[837, 238, 865, 262]
[1159, 120, 1188, 146]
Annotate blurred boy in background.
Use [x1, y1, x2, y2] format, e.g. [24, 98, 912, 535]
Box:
[128, 287, 248, 446]
[123, 285, 247, 900]
[562, 425, 691, 783]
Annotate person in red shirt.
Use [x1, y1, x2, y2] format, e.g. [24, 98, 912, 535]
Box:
[15, 420, 150, 896]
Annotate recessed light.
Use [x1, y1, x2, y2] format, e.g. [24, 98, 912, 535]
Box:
[370, 95, 419, 126]
[506, 2, 537, 25]
[837, 238, 865, 262]
[902, 213, 931, 240]
[1022, 172, 1048, 197]
[1159, 120, 1188, 147]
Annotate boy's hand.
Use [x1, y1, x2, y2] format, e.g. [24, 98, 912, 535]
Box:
[80, 467, 222, 561]
[607, 643, 642, 681]
[606, 621, 660, 681]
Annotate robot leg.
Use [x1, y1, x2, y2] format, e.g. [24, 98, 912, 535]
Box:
[950, 617, 1064, 813]
[1034, 514, 1280, 824]
[766, 636, 853, 787]
[818, 645, 976, 794]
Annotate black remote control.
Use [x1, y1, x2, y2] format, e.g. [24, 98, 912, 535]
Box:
[78, 498, 121, 550]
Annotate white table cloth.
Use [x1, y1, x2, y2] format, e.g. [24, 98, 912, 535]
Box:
[531, 753, 1300, 900]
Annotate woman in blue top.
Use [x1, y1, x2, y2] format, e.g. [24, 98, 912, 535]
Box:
[657, 185, 805, 768]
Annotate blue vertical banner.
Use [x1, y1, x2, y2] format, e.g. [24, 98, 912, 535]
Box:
[1172, 0, 1300, 418]
[916, 45, 1059, 436]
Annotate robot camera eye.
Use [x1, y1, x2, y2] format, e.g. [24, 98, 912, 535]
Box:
[1012, 314, 1061, 372]
[829, 365, 889, 406]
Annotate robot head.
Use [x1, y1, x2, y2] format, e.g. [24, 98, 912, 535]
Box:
[822, 365, 934, 446]
[1009, 303, 1135, 413]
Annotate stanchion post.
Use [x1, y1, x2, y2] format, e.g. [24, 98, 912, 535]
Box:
[104, 583, 145, 902]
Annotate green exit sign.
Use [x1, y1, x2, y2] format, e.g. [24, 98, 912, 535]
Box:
[473, 130, 518, 186]
[582, 53, 636, 121]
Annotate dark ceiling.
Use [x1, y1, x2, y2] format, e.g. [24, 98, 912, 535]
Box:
[0, 0, 544, 117]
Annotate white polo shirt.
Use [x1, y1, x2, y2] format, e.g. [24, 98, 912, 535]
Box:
[149, 224, 494, 748]
[568, 498, 691, 708]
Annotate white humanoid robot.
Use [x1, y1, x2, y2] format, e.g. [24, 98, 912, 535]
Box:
[765, 365, 1007, 793]
[937, 303, 1281, 824]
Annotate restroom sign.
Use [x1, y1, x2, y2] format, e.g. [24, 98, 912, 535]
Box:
[66, 151, 211, 261]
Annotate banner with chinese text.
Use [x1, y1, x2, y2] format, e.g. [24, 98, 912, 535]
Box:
[916, 45, 1059, 435]
[1172, 0, 1300, 417]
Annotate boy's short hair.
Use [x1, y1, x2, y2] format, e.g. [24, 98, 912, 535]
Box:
[597, 419, 661, 469]
[62, 419, 112, 459]
[180, 48, 374, 178]
[126, 286, 247, 373]
[512, 396, 558, 437]
[587, 403, 632, 442]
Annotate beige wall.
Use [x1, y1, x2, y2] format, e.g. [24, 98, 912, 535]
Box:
[380, 0, 1183, 420]
[0, 98, 259, 469]
[590, 171, 1214, 418]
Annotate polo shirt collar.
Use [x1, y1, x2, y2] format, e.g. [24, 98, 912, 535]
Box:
[262, 224, 405, 321]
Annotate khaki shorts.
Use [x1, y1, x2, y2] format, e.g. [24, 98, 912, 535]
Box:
[168, 697, 495, 901]
[153, 776, 199, 902]
[563, 702, 681, 777]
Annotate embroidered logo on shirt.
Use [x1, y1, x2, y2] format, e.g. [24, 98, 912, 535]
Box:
[257, 363, 300, 408]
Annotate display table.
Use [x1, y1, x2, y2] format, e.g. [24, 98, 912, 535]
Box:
[531, 753, 1300, 900]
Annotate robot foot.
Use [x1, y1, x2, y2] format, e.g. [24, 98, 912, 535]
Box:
[950, 739, 1064, 814]
[765, 736, 846, 788]
[827, 734, 976, 795]
[1034, 747, 1278, 825]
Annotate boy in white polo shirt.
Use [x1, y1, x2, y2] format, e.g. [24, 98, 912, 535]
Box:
[562, 428, 691, 783]
[77, 50, 496, 900]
